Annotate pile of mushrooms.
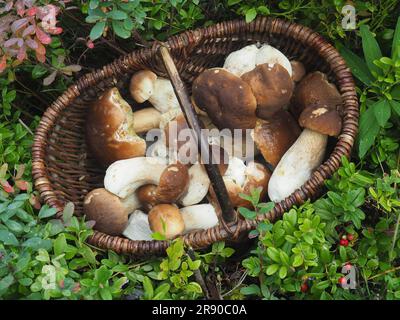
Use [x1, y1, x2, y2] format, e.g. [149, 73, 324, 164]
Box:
[83, 43, 343, 241]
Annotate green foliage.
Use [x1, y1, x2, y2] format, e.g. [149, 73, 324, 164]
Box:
[340, 17, 400, 159]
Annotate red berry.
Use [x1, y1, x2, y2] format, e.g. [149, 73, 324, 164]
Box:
[347, 233, 354, 241]
[87, 40, 94, 49]
[300, 283, 308, 293]
[338, 277, 347, 285]
[339, 239, 349, 246]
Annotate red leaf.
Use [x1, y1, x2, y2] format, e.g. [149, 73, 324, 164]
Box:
[15, 180, 29, 191]
[22, 25, 35, 37]
[29, 194, 42, 210]
[0, 56, 7, 73]
[17, 46, 26, 61]
[35, 27, 51, 45]
[11, 18, 28, 33]
[36, 52, 46, 63]
[35, 41, 46, 55]
[0, 179, 14, 194]
[3, 38, 19, 48]
[25, 38, 38, 49]
[26, 6, 38, 16]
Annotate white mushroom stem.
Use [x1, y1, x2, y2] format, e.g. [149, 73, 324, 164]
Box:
[268, 129, 327, 202]
[133, 107, 161, 134]
[104, 157, 167, 198]
[148, 78, 180, 113]
[179, 163, 210, 206]
[122, 210, 153, 241]
[120, 193, 141, 213]
[180, 204, 219, 234]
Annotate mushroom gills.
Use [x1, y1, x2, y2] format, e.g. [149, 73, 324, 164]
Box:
[268, 129, 327, 202]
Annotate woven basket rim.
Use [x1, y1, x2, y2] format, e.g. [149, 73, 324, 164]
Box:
[32, 16, 359, 255]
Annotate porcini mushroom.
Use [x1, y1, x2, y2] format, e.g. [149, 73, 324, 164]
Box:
[122, 210, 153, 241]
[104, 157, 167, 198]
[224, 161, 271, 208]
[86, 87, 146, 167]
[133, 107, 161, 134]
[192, 68, 257, 130]
[291, 71, 342, 119]
[180, 204, 219, 233]
[256, 44, 292, 76]
[148, 204, 185, 239]
[83, 188, 138, 235]
[268, 80, 343, 202]
[252, 110, 301, 167]
[137, 162, 189, 210]
[179, 163, 210, 206]
[129, 70, 180, 113]
[223, 44, 259, 77]
[290, 60, 306, 82]
[241, 63, 294, 119]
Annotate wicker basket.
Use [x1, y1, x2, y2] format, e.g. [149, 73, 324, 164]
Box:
[32, 17, 359, 255]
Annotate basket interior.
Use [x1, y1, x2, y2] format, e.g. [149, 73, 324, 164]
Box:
[44, 28, 340, 222]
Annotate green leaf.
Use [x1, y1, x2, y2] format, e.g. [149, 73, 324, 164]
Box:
[107, 10, 128, 20]
[266, 247, 281, 263]
[142, 276, 154, 300]
[238, 207, 256, 220]
[54, 234, 67, 257]
[278, 266, 287, 279]
[266, 263, 279, 275]
[390, 100, 400, 117]
[153, 283, 170, 299]
[22, 237, 52, 251]
[90, 21, 106, 40]
[360, 25, 383, 75]
[0, 274, 14, 292]
[339, 245, 347, 262]
[392, 17, 400, 59]
[95, 266, 112, 284]
[245, 8, 257, 23]
[100, 287, 112, 300]
[0, 230, 19, 246]
[372, 99, 391, 127]
[38, 205, 58, 219]
[358, 106, 380, 158]
[292, 254, 303, 267]
[112, 20, 131, 39]
[240, 284, 260, 296]
[32, 65, 48, 79]
[339, 45, 374, 85]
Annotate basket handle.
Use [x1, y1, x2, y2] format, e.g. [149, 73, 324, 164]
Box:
[158, 45, 237, 229]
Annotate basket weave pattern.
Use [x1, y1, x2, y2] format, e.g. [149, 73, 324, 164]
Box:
[32, 17, 359, 255]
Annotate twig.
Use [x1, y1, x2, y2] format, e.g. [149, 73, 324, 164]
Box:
[368, 265, 400, 281]
[221, 270, 248, 298]
[187, 248, 210, 299]
[18, 118, 34, 135]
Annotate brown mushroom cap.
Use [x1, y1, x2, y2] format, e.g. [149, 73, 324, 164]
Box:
[83, 188, 128, 236]
[299, 105, 342, 137]
[137, 184, 158, 211]
[137, 163, 189, 209]
[291, 71, 342, 119]
[290, 60, 306, 82]
[241, 63, 294, 119]
[156, 162, 189, 203]
[253, 110, 301, 167]
[86, 87, 146, 167]
[192, 68, 257, 130]
[148, 204, 185, 239]
[129, 70, 157, 103]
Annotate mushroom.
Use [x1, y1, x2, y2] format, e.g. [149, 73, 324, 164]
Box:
[129, 70, 180, 113]
[256, 44, 292, 76]
[83, 188, 139, 235]
[86, 87, 146, 167]
[241, 63, 294, 119]
[252, 110, 301, 167]
[291, 71, 342, 119]
[192, 68, 257, 130]
[178, 163, 210, 206]
[223, 44, 259, 77]
[137, 162, 189, 210]
[290, 60, 306, 82]
[268, 87, 342, 202]
[133, 107, 161, 134]
[122, 210, 153, 241]
[148, 204, 185, 239]
[104, 157, 167, 198]
[224, 161, 271, 208]
[180, 204, 219, 233]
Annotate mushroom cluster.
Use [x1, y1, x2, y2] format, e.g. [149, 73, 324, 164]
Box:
[83, 43, 343, 241]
